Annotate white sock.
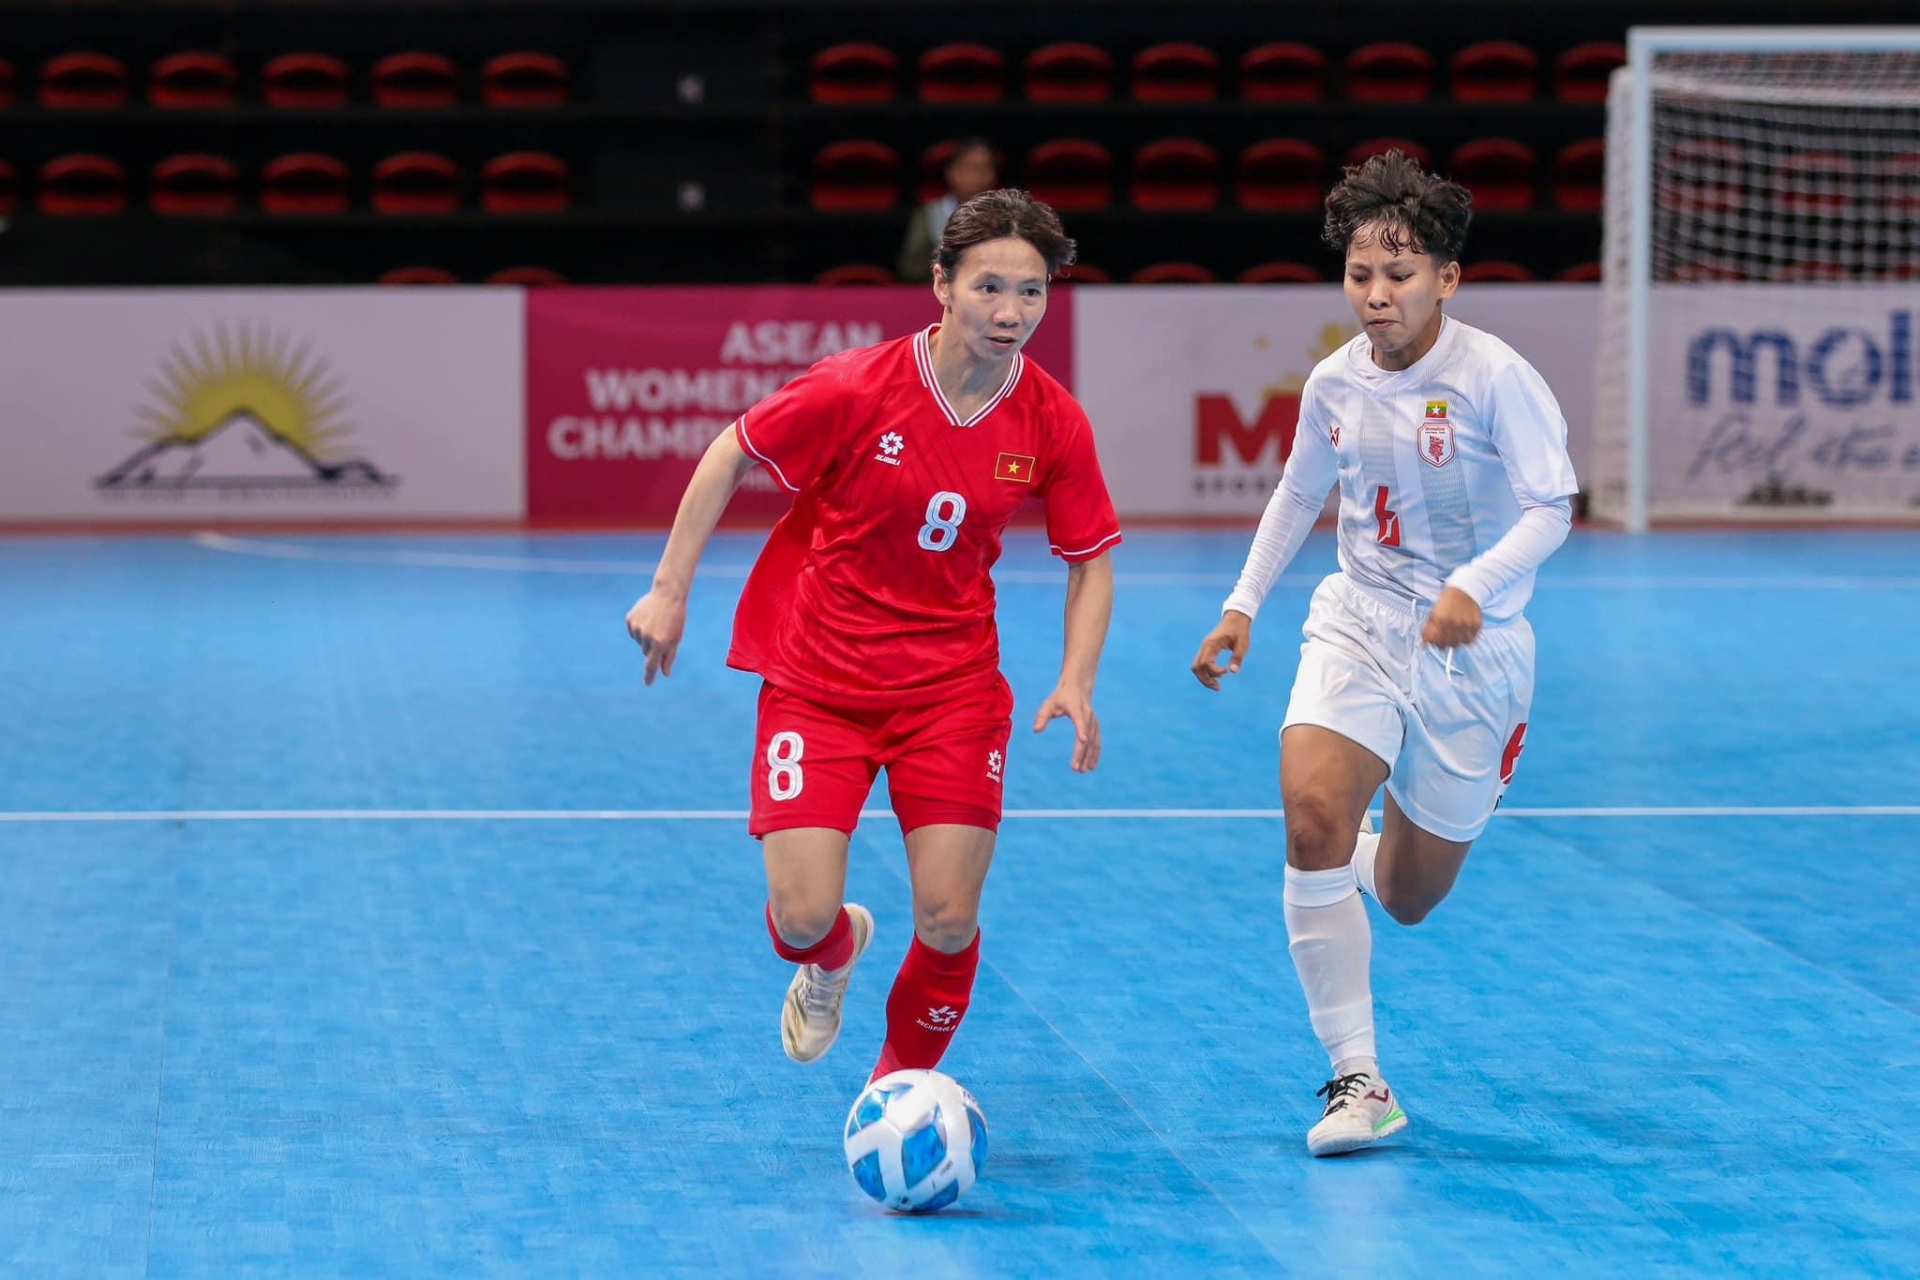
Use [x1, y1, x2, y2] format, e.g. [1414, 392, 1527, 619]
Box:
[1351, 827, 1382, 899]
[1283, 865, 1377, 1073]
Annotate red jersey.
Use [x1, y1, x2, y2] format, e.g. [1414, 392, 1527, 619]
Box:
[727, 325, 1122, 709]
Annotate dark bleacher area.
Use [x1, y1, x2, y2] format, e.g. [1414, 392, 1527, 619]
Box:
[0, 0, 1908, 286]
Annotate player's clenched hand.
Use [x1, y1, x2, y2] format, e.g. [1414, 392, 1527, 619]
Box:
[625, 589, 687, 686]
[1190, 610, 1253, 691]
[1033, 684, 1101, 773]
[1421, 586, 1483, 649]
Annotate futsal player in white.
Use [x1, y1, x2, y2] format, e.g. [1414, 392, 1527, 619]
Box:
[1191, 150, 1579, 1157]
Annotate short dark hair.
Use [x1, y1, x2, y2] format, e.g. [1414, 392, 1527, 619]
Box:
[934, 188, 1078, 280]
[1322, 150, 1473, 264]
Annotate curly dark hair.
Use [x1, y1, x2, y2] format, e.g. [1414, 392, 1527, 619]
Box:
[934, 187, 1078, 280]
[1322, 150, 1474, 264]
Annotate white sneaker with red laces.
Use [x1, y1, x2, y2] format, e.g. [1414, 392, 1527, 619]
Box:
[1307, 1071, 1408, 1156]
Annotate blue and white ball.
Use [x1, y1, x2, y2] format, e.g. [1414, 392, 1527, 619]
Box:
[843, 1068, 988, 1212]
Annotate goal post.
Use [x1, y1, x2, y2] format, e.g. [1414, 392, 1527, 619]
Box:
[1594, 27, 1920, 529]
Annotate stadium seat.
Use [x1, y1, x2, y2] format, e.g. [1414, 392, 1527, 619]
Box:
[1775, 151, 1855, 215]
[1346, 137, 1431, 171]
[1057, 262, 1112, 283]
[1239, 42, 1326, 103]
[378, 266, 460, 285]
[1343, 42, 1434, 103]
[810, 140, 901, 211]
[1131, 138, 1220, 211]
[807, 42, 899, 104]
[1450, 40, 1538, 103]
[915, 140, 958, 202]
[370, 52, 458, 109]
[1660, 138, 1748, 214]
[1554, 42, 1626, 104]
[261, 52, 350, 108]
[148, 52, 238, 109]
[1459, 260, 1537, 283]
[0, 60, 14, 109]
[0, 160, 18, 216]
[813, 264, 897, 285]
[1448, 138, 1537, 211]
[482, 151, 570, 213]
[261, 152, 351, 214]
[488, 265, 569, 285]
[371, 151, 461, 214]
[1237, 260, 1321, 283]
[150, 153, 240, 215]
[1236, 139, 1324, 211]
[1023, 43, 1113, 103]
[1130, 43, 1219, 103]
[481, 52, 570, 107]
[1557, 260, 1604, 282]
[917, 43, 1006, 104]
[1132, 262, 1217, 284]
[39, 52, 130, 109]
[1886, 150, 1920, 214]
[1551, 139, 1606, 212]
[1022, 139, 1112, 211]
[37, 154, 128, 215]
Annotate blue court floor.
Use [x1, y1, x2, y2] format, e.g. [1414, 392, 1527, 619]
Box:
[1, 527, 1916, 1277]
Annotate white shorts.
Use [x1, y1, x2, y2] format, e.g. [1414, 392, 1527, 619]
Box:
[1282, 573, 1534, 843]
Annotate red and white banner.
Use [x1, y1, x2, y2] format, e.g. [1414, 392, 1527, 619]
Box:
[0, 290, 524, 522]
[1072, 285, 1598, 517]
[525, 286, 1076, 522]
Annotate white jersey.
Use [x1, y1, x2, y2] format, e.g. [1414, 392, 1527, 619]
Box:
[1226, 315, 1578, 625]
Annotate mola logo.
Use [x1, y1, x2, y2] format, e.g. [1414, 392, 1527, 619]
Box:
[96, 321, 396, 491]
[1686, 310, 1916, 409]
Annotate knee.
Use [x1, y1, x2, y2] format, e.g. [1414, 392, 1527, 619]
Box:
[1285, 794, 1355, 870]
[767, 895, 842, 949]
[1378, 892, 1438, 927]
[912, 897, 980, 953]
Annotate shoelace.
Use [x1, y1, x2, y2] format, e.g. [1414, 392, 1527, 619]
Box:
[798, 964, 849, 1017]
[1315, 1073, 1371, 1116]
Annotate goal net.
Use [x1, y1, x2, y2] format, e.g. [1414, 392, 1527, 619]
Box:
[1592, 28, 1920, 528]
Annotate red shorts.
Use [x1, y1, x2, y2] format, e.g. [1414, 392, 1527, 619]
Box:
[749, 677, 1015, 838]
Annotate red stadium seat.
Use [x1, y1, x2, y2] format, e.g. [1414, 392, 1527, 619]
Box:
[917, 43, 1006, 104]
[1130, 43, 1219, 103]
[810, 140, 901, 211]
[1023, 43, 1113, 103]
[1346, 137, 1432, 171]
[481, 52, 570, 107]
[1555, 42, 1625, 104]
[1660, 138, 1748, 215]
[488, 265, 569, 286]
[1057, 262, 1112, 283]
[1551, 139, 1606, 212]
[1023, 139, 1112, 212]
[807, 42, 899, 104]
[378, 266, 460, 285]
[813, 264, 897, 285]
[39, 52, 130, 109]
[1448, 138, 1537, 211]
[1557, 260, 1604, 282]
[482, 151, 570, 213]
[0, 160, 18, 216]
[1343, 42, 1434, 103]
[1239, 42, 1326, 103]
[915, 140, 958, 202]
[1887, 150, 1920, 214]
[1237, 260, 1321, 284]
[37, 154, 128, 215]
[1236, 139, 1324, 211]
[261, 152, 350, 214]
[148, 52, 238, 109]
[370, 52, 458, 109]
[261, 52, 350, 108]
[1459, 260, 1537, 283]
[1132, 138, 1220, 211]
[372, 151, 461, 215]
[1132, 262, 1217, 284]
[0, 60, 14, 109]
[1775, 151, 1854, 215]
[1449, 41, 1538, 103]
[150, 154, 240, 215]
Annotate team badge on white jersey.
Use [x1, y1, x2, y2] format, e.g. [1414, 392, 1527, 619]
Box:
[1419, 400, 1455, 468]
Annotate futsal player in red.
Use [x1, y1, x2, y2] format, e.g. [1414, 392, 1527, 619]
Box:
[625, 189, 1121, 1083]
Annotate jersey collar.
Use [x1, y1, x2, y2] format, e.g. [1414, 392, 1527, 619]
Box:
[914, 325, 1025, 428]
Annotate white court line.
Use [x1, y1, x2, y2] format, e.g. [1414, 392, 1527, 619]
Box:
[190, 534, 1920, 590]
[2, 805, 1918, 824]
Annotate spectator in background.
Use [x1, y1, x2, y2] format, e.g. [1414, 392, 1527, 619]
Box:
[896, 138, 999, 281]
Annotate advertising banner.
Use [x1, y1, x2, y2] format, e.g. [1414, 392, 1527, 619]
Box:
[525, 285, 1075, 522]
[0, 290, 525, 522]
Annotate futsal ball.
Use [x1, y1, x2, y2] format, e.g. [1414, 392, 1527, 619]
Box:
[843, 1068, 988, 1213]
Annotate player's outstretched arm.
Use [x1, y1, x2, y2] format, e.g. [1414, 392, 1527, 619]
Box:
[625, 427, 760, 685]
[1032, 550, 1113, 773]
[1190, 609, 1253, 691]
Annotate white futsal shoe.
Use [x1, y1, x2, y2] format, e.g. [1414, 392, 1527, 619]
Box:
[781, 903, 875, 1064]
[1307, 1071, 1408, 1157]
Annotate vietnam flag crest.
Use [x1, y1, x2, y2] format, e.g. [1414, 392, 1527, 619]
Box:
[995, 452, 1037, 483]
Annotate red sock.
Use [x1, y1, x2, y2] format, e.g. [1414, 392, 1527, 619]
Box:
[871, 930, 981, 1081]
[766, 903, 854, 970]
